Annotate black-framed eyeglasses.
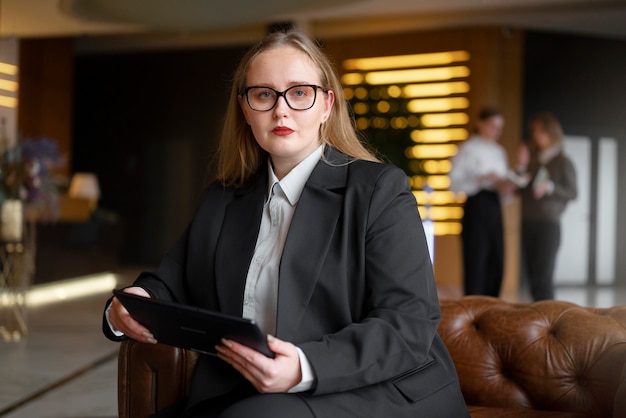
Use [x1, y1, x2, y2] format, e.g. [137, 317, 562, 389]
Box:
[242, 84, 327, 112]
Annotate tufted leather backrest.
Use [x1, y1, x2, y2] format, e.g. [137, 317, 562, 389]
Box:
[438, 296, 626, 417]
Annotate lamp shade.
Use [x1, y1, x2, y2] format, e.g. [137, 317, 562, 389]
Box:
[68, 172, 101, 201]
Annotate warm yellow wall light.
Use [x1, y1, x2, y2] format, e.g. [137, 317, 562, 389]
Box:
[407, 144, 457, 159]
[376, 101, 391, 113]
[420, 159, 452, 174]
[354, 86, 369, 99]
[407, 97, 469, 113]
[435, 222, 462, 236]
[343, 51, 470, 71]
[403, 81, 470, 98]
[410, 160, 444, 175]
[410, 128, 468, 143]
[341, 73, 364, 85]
[414, 190, 457, 205]
[353, 102, 369, 114]
[443, 224, 460, 234]
[370, 116, 389, 129]
[342, 49, 472, 237]
[364, 66, 470, 85]
[421, 112, 470, 127]
[387, 85, 402, 97]
[0, 95, 17, 108]
[0, 62, 18, 76]
[390, 116, 409, 129]
[417, 205, 464, 221]
[0, 79, 18, 92]
[425, 174, 451, 189]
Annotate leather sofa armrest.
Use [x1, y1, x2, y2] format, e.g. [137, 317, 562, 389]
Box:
[615, 361, 626, 418]
[118, 340, 198, 418]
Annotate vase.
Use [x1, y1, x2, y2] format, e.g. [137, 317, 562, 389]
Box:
[0, 199, 23, 242]
[0, 199, 35, 341]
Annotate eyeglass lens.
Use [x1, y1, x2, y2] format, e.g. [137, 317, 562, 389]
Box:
[245, 85, 319, 111]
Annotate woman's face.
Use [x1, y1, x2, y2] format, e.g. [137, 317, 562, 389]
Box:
[530, 122, 551, 150]
[475, 115, 504, 142]
[240, 45, 334, 175]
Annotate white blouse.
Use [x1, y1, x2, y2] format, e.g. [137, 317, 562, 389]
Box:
[449, 134, 508, 197]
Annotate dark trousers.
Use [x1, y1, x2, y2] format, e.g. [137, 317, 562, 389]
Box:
[172, 380, 315, 418]
[150, 379, 314, 418]
[461, 191, 504, 296]
[520, 220, 561, 301]
[185, 394, 314, 418]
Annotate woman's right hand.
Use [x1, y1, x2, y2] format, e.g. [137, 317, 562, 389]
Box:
[108, 287, 157, 344]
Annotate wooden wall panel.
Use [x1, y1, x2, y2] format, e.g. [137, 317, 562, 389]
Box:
[17, 38, 74, 179]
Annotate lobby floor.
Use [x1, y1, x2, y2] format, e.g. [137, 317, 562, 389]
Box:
[1, 270, 625, 418]
[0, 268, 138, 418]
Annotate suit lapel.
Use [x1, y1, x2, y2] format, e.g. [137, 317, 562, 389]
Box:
[215, 171, 267, 317]
[276, 149, 348, 337]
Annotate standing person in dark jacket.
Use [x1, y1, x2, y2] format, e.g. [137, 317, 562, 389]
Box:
[516, 112, 577, 300]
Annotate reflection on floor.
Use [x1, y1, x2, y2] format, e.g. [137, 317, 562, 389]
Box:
[1, 271, 625, 418]
[0, 268, 137, 418]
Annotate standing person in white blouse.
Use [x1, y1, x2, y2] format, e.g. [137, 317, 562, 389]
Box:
[449, 107, 514, 297]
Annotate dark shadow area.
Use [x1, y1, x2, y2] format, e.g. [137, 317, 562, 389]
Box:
[33, 221, 125, 283]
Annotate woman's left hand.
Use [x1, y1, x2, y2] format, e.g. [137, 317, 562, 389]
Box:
[216, 335, 302, 393]
[533, 180, 552, 199]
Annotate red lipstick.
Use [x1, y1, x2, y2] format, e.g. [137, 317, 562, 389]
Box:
[272, 126, 294, 136]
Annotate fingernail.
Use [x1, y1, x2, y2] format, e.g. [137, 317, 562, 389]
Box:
[221, 338, 232, 348]
[267, 334, 275, 343]
[141, 332, 156, 344]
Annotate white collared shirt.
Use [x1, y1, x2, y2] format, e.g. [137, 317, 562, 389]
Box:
[242, 145, 323, 335]
[242, 144, 323, 392]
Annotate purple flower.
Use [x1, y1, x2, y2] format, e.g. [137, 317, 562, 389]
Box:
[20, 137, 64, 176]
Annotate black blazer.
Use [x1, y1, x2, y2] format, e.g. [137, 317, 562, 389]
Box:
[105, 147, 467, 417]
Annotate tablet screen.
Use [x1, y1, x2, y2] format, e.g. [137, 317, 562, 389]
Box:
[113, 290, 275, 358]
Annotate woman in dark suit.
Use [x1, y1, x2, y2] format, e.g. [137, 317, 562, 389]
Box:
[103, 30, 467, 418]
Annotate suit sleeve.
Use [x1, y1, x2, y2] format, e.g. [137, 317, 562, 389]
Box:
[100, 228, 191, 342]
[552, 155, 577, 201]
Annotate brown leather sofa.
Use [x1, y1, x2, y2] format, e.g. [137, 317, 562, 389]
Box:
[117, 296, 626, 417]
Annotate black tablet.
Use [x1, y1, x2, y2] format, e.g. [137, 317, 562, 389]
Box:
[113, 290, 275, 358]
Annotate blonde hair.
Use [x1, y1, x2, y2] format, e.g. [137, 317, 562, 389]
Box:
[529, 111, 564, 147]
[215, 30, 378, 187]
